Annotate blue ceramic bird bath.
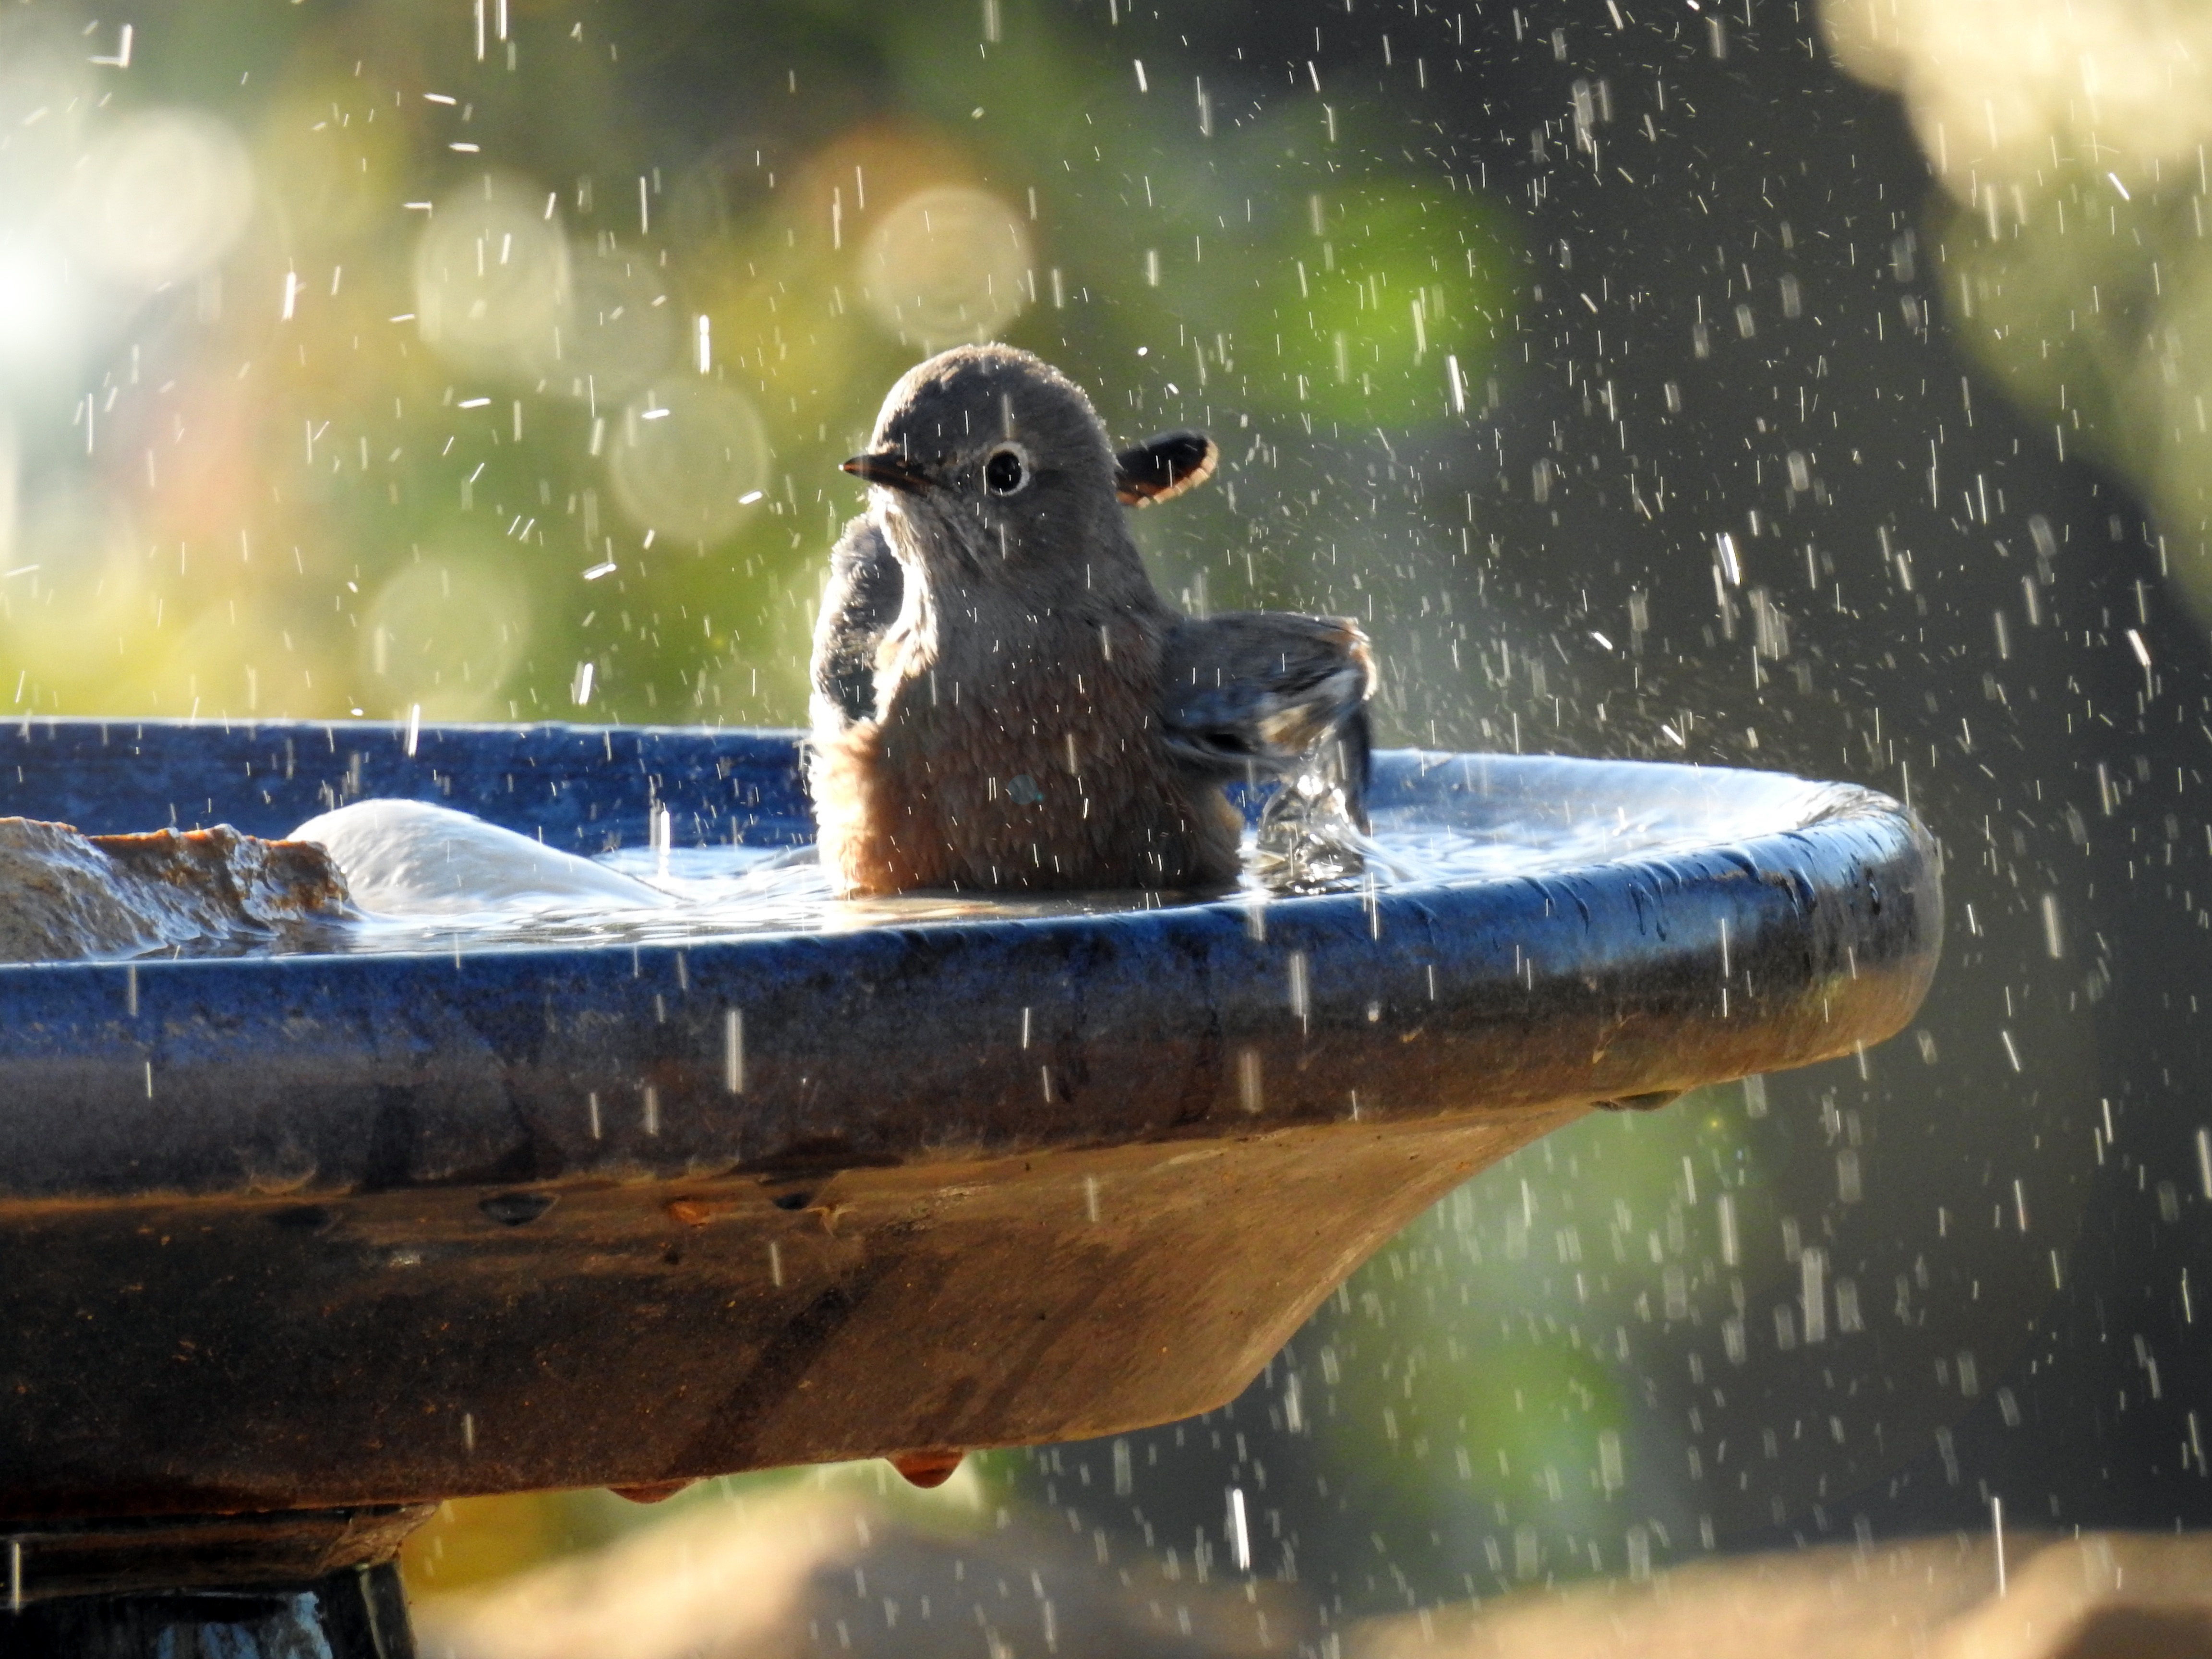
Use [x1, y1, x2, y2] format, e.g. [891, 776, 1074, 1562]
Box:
[0, 720, 1938, 1652]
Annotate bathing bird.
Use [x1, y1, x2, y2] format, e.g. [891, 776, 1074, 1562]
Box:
[809, 344, 1373, 897]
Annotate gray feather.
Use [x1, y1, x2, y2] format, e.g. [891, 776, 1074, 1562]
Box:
[810, 517, 902, 730]
[1157, 610, 1375, 823]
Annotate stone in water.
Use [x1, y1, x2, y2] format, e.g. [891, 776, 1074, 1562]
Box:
[0, 819, 352, 963]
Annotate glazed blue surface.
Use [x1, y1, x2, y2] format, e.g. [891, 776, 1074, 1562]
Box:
[0, 721, 1939, 1204]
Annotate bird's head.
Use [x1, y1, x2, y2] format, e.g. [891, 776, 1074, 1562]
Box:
[843, 345, 1137, 601]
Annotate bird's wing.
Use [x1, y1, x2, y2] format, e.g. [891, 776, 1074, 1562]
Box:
[810, 516, 903, 730]
[1157, 610, 1375, 813]
[1115, 430, 1219, 505]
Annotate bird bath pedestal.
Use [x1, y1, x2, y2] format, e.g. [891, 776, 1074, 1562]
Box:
[0, 721, 1939, 1656]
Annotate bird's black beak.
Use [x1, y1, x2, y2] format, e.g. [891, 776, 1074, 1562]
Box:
[842, 451, 935, 494]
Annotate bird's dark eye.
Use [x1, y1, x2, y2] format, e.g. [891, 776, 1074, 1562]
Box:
[983, 445, 1028, 495]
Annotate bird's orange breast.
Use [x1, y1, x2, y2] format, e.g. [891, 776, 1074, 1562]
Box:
[809, 626, 1239, 896]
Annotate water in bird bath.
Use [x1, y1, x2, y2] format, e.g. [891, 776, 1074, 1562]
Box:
[268, 756, 1860, 959]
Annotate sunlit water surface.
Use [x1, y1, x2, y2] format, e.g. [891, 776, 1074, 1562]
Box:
[270, 773, 1847, 958]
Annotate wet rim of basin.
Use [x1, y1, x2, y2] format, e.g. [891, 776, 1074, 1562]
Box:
[0, 720, 1942, 1204]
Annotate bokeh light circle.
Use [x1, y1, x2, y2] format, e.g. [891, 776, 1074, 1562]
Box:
[526, 246, 677, 402]
[859, 186, 1032, 348]
[70, 109, 255, 290]
[0, 243, 85, 372]
[606, 382, 769, 542]
[413, 176, 571, 372]
[360, 553, 533, 720]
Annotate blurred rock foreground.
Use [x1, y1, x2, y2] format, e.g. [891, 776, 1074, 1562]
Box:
[411, 1484, 2212, 1659]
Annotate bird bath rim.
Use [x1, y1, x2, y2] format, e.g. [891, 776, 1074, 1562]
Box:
[0, 722, 1936, 1206]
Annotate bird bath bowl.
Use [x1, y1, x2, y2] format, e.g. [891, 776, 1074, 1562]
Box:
[0, 719, 1938, 1654]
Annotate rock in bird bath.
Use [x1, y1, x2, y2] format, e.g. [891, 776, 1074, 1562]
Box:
[0, 818, 352, 963]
